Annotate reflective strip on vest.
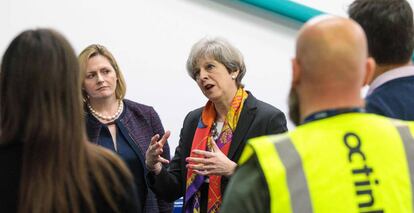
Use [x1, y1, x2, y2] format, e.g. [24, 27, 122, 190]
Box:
[274, 137, 313, 213]
[393, 122, 414, 209]
[251, 136, 291, 212]
[248, 135, 313, 213]
[247, 114, 414, 212]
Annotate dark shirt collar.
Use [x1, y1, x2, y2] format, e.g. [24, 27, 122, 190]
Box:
[302, 107, 365, 124]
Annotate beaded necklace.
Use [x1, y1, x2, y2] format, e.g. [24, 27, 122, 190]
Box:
[87, 100, 123, 122]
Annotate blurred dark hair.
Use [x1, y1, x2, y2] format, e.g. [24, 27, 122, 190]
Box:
[348, 0, 414, 65]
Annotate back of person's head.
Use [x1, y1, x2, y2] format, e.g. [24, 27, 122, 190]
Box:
[348, 0, 414, 65]
[289, 16, 375, 124]
[0, 29, 132, 213]
[78, 44, 127, 100]
[295, 16, 370, 88]
[1, 29, 82, 146]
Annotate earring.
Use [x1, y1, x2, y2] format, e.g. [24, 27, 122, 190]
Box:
[232, 75, 236, 80]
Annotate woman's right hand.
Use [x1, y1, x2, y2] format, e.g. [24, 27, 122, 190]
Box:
[145, 131, 170, 175]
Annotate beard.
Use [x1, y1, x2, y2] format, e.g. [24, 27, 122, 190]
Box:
[288, 87, 301, 126]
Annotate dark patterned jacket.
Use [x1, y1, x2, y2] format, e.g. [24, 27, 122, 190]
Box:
[86, 99, 173, 213]
[147, 92, 288, 212]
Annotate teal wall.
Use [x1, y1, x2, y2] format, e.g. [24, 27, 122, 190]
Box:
[240, 0, 323, 23]
[240, 0, 414, 61]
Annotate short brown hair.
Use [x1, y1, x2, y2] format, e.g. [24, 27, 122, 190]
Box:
[349, 0, 414, 65]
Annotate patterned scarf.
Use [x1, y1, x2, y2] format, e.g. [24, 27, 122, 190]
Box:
[184, 88, 248, 213]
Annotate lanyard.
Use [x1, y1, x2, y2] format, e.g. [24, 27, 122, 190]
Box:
[303, 107, 365, 124]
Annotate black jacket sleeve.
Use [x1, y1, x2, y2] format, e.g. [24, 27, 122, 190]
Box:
[147, 109, 200, 202]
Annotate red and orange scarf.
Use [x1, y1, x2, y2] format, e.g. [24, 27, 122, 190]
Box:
[184, 88, 248, 213]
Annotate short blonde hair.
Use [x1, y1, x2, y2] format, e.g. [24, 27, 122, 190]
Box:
[186, 37, 246, 88]
[78, 44, 126, 100]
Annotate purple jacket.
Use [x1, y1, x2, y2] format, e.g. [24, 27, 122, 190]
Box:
[86, 99, 172, 213]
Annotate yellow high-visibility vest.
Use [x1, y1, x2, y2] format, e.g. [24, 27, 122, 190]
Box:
[239, 113, 414, 213]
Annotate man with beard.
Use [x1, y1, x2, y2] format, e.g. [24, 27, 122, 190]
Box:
[221, 15, 414, 213]
[349, 0, 414, 120]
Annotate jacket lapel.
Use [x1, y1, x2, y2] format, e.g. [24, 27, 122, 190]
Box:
[227, 93, 257, 160]
[116, 122, 147, 167]
[85, 112, 103, 144]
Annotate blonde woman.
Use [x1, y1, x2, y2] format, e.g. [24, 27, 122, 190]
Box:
[79, 44, 172, 213]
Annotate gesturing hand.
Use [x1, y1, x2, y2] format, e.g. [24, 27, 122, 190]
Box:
[186, 138, 237, 177]
[145, 131, 170, 175]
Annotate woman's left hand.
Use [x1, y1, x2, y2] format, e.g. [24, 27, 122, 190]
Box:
[186, 138, 237, 177]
